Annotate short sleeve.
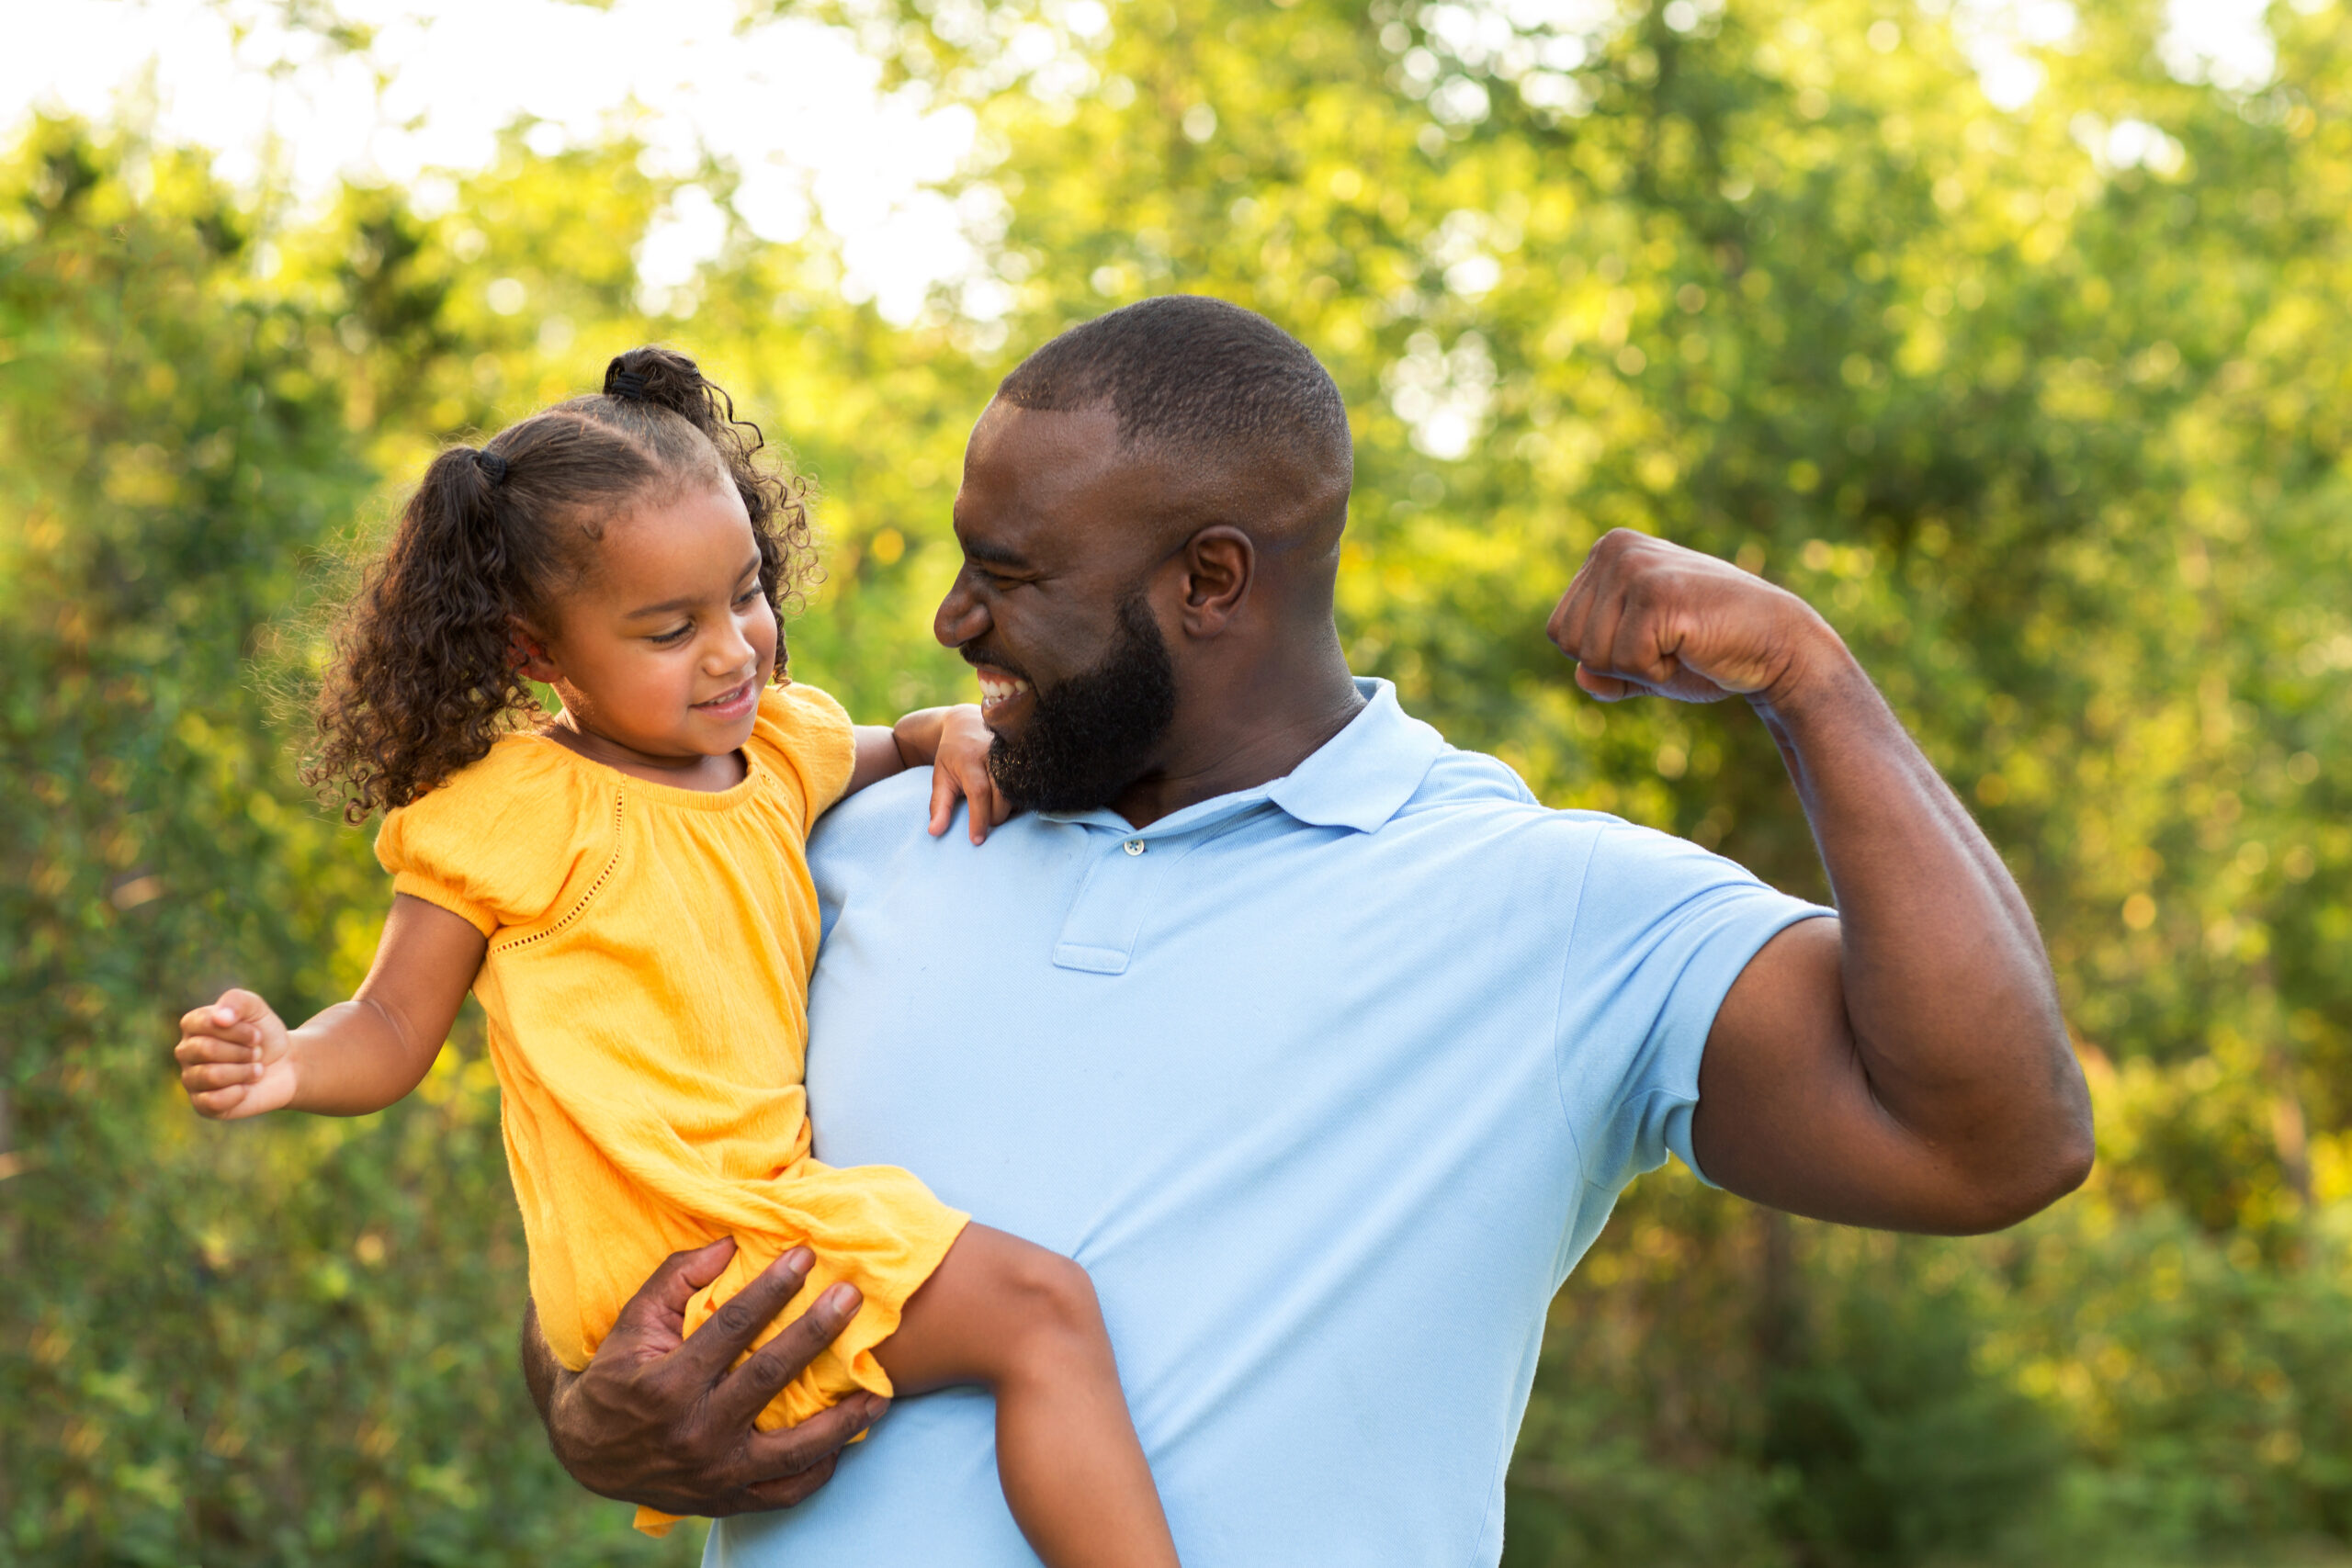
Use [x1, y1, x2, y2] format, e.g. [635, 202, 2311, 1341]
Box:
[374, 740, 609, 937]
[751, 681, 858, 835]
[1557, 820, 1833, 1193]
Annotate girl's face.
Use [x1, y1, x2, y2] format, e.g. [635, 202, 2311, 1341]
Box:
[519, 482, 777, 773]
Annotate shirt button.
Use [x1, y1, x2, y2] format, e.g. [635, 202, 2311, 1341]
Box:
[1123, 839, 1147, 856]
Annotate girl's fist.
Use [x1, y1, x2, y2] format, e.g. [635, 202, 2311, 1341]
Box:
[176, 987, 297, 1120]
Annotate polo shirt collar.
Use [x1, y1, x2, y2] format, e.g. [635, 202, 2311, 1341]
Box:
[1262, 678, 1447, 833]
[1037, 677, 1446, 840]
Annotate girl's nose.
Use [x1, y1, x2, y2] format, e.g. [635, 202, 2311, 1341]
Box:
[708, 618, 755, 672]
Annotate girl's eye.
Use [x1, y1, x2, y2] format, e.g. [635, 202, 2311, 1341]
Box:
[650, 623, 693, 646]
[734, 586, 762, 607]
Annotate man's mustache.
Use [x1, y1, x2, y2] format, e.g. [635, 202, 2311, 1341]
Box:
[958, 643, 1035, 686]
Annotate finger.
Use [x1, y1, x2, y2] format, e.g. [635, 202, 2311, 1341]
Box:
[1575, 664, 1636, 702]
[1569, 581, 1628, 680]
[1609, 586, 1684, 693]
[1546, 558, 1600, 656]
[729, 1391, 884, 1494]
[177, 1009, 249, 1044]
[607, 1237, 741, 1353]
[729, 1451, 841, 1514]
[182, 1061, 264, 1092]
[213, 987, 268, 1028]
[176, 1034, 258, 1066]
[189, 1084, 249, 1118]
[708, 1270, 853, 1428]
[965, 772, 993, 845]
[679, 1247, 819, 1390]
[928, 765, 959, 839]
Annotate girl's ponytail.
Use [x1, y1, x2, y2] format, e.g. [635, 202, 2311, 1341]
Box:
[601, 345, 813, 637]
[307, 442, 542, 821]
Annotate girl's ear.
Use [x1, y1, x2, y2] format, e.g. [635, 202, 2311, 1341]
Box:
[509, 619, 562, 684]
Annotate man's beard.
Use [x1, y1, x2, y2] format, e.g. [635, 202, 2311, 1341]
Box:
[977, 593, 1177, 814]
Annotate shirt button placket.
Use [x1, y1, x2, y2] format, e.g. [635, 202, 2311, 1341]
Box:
[1050, 831, 1169, 974]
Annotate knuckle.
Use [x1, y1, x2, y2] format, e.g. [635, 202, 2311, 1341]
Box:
[707, 1298, 760, 1339]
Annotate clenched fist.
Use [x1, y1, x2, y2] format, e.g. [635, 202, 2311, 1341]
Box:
[176, 987, 298, 1120]
[1546, 529, 1840, 707]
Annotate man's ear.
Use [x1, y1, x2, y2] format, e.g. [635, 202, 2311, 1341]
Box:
[1176, 526, 1254, 638]
[509, 618, 562, 684]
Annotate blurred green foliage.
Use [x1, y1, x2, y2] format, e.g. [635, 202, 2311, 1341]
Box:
[3, 0, 2349, 1562]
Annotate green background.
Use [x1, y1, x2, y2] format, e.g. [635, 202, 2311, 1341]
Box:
[5, 0, 2350, 1562]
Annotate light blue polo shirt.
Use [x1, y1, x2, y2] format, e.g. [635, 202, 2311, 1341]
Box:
[708, 680, 1827, 1567]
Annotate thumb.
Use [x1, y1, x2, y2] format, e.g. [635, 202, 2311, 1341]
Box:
[211, 987, 269, 1029]
[1575, 664, 1637, 702]
[622, 1236, 740, 1332]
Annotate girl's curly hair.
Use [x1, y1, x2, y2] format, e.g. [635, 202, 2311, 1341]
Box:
[307, 346, 816, 821]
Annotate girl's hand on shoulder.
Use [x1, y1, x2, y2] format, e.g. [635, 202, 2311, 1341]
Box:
[929, 704, 1012, 845]
[176, 987, 298, 1120]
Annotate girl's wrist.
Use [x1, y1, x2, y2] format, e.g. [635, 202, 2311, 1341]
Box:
[891, 708, 947, 769]
[277, 1032, 311, 1113]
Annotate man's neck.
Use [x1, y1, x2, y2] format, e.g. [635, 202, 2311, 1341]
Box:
[1109, 643, 1364, 828]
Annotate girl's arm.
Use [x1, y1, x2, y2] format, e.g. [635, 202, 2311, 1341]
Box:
[175, 893, 487, 1119]
[848, 704, 1010, 844]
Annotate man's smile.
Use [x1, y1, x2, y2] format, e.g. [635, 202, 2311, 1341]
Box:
[973, 665, 1034, 719]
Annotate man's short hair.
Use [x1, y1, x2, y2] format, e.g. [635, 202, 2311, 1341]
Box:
[996, 296, 1351, 481]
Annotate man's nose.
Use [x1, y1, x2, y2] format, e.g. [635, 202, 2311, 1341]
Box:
[934, 571, 988, 649]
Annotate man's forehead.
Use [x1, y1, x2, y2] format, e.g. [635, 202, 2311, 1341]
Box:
[967, 400, 1131, 487]
[956, 400, 1162, 554]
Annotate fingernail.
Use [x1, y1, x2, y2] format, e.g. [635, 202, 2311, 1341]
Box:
[820, 1283, 857, 1317]
[784, 1246, 813, 1273]
[216, 1006, 234, 1024]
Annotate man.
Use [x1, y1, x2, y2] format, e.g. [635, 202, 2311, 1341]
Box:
[522, 296, 2092, 1562]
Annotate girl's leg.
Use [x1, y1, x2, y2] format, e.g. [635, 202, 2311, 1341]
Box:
[876, 1224, 1179, 1568]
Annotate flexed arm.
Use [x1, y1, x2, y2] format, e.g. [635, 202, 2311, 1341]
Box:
[1548, 530, 2092, 1234]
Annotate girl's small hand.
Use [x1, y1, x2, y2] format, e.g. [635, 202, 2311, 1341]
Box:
[928, 704, 1013, 845]
[176, 987, 298, 1120]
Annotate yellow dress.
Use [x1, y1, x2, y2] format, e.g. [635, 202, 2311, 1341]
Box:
[376, 682, 968, 1536]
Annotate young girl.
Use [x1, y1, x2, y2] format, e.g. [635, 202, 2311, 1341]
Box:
[174, 348, 1181, 1566]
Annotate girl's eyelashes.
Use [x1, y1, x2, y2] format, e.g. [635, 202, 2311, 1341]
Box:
[650, 622, 695, 647]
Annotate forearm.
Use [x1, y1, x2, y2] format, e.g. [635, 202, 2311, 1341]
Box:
[848, 709, 959, 795]
[284, 997, 442, 1115]
[1756, 633, 2084, 1156]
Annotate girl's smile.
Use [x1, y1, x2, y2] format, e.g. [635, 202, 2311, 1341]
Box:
[692, 675, 762, 722]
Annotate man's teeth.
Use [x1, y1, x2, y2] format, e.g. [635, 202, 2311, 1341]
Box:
[978, 674, 1032, 706]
